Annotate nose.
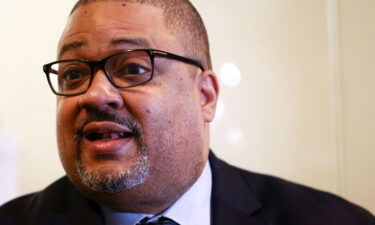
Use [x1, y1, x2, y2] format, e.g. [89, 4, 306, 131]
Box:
[78, 70, 124, 111]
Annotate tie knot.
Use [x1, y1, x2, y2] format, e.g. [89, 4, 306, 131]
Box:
[136, 216, 180, 225]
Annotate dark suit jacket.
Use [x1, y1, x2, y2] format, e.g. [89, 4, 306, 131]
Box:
[1, 152, 374, 225]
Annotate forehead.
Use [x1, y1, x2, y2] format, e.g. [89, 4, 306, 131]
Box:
[58, 2, 182, 59]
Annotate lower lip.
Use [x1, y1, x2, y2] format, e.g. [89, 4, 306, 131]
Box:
[82, 137, 134, 155]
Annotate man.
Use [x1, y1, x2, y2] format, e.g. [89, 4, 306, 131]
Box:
[0, 0, 374, 224]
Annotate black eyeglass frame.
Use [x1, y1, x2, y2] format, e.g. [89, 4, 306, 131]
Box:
[43, 49, 205, 96]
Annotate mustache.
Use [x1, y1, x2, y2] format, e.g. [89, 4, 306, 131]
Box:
[74, 110, 143, 143]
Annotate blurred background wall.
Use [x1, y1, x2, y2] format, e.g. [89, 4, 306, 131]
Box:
[0, 0, 374, 213]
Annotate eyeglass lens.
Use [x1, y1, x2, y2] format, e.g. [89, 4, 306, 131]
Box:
[47, 50, 153, 95]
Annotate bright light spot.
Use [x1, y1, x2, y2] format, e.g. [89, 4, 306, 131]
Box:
[219, 62, 242, 87]
[211, 100, 224, 127]
[215, 99, 224, 120]
[225, 128, 243, 145]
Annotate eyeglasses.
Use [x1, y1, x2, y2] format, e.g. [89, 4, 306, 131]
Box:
[43, 49, 204, 96]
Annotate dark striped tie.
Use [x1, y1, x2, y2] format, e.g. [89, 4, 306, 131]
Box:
[136, 216, 180, 225]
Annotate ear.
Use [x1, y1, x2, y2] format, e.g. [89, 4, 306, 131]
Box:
[198, 70, 220, 123]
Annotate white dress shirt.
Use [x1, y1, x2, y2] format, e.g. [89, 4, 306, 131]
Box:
[100, 161, 212, 225]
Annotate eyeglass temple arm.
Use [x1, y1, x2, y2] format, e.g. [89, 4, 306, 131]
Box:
[152, 50, 205, 71]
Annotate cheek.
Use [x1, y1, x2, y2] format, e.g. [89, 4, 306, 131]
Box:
[57, 98, 77, 140]
[138, 82, 204, 159]
[56, 98, 80, 170]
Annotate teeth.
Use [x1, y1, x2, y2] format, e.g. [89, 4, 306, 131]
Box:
[86, 132, 132, 141]
[108, 132, 120, 139]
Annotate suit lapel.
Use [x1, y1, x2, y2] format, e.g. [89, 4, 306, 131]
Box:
[38, 177, 105, 225]
[61, 195, 104, 225]
[209, 152, 271, 225]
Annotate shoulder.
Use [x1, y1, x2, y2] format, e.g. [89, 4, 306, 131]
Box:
[0, 177, 88, 225]
[1, 177, 72, 209]
[209, 153, 375, 224]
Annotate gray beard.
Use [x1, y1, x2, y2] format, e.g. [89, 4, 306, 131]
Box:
[73, 110, 149, 193]
[75, 144, 149, 193]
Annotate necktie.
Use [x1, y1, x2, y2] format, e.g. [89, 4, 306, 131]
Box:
[136, 216, 180, 225]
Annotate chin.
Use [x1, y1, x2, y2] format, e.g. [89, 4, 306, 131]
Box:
[72, 152, 149, 193]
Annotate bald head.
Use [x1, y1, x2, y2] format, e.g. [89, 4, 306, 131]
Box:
[71, 0, 212, 70]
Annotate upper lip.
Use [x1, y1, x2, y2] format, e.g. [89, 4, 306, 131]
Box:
[83, 121, 132, 137]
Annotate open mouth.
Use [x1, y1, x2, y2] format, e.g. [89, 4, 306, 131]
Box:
[81, 121, 134, 143]
[85, 131, 133, 142]
[79, 121, 137, 154]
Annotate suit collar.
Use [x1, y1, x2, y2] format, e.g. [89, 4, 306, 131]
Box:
[45, 177, 105, 225]
[209, 152, 270, 225]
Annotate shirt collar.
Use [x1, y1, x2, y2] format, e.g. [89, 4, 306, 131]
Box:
[163, 160, 212, 225]
[100, 207, 152, 225]
[100, 161, 212, 225]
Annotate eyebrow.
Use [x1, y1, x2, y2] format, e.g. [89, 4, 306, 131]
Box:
[58, 38, 152, 58]
[59, 41, 85, 58]
[111, 38, 151, 49]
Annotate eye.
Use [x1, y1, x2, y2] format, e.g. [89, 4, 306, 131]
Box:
[110, 61, 151, 78]
[123, 63, 148, 75]
[58, 65, 90, 90]
[106, 51, 153, 86]
[62, 69, 83, 81]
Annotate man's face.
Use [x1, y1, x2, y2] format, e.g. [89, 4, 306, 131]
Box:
[56, 1, 217, 209]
